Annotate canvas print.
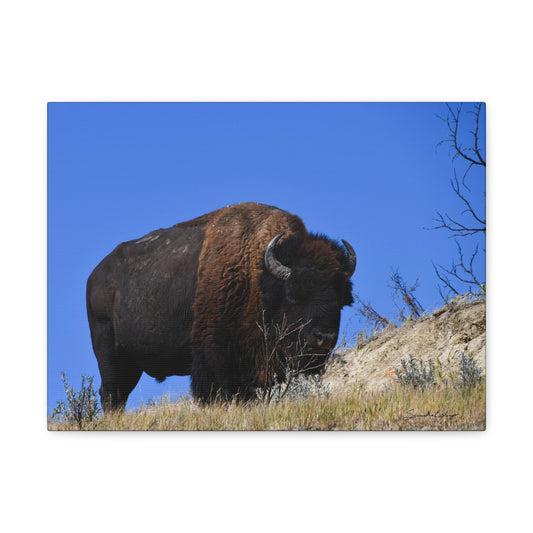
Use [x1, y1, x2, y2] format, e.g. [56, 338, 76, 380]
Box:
[47, 102, 486, 430]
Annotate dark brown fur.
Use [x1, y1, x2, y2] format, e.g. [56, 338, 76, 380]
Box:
[87, 202, 354, 410]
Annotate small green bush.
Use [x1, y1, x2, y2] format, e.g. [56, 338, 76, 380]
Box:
[456, 352, 484, 390]
[395, 355, 436, 390]
[51, 372, 101, 428]
[395, 353, 485, 392]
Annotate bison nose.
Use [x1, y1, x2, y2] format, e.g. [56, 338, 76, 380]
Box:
[309, 332, 337, 351]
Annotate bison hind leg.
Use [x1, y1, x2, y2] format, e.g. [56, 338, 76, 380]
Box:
[92, 320, 143, 413]
[99, 357, 143, 413]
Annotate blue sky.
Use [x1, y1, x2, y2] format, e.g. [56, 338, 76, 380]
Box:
[47, 102, 485, 413]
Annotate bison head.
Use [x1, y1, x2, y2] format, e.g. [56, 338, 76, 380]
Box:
[259, 232, 356, 375]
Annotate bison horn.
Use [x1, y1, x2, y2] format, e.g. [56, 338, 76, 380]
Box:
[341, 239, 357, 278]
[265, 233, 292, 280]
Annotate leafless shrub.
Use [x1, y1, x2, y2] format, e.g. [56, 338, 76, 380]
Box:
[353, 291, 396, 334]
[353, 269, 425, 338]
[256, 313, 329, 403]
[388, 269, 425, 322]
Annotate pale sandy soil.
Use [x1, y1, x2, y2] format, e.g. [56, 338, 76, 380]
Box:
[324, 297, 486, 392]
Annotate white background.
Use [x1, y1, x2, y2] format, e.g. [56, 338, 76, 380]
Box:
[1, 1, 531, 531]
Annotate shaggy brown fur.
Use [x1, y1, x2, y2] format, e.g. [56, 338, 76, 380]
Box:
[190, 203, 306, 398]
[87, 202, 355, 409]
[190, 203, 354, 400]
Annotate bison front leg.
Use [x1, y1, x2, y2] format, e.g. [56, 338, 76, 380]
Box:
[191, 349, 234, 402]
[191, 341, 253, 403]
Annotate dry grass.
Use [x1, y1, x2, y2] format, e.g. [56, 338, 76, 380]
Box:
[48, 382, 485, 431]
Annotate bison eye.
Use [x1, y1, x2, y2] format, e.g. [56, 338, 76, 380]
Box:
[285, 282, 303, 305]
[285, 287, 298, 305]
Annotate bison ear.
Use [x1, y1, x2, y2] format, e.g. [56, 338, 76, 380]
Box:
[264, 233, 292, 281]
[341, 239, 356, 278]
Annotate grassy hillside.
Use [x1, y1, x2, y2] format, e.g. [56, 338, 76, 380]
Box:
[49, 297, 486, 431]
[49, 382, 485, 431]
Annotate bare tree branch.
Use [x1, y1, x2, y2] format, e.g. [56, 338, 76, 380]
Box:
[450, 171, 486, 225]
[470, 103, 486, 166]
[353, 291, 396, 332]
[387, 270, 425, 321]
[427, 170, 486, 237]
[433, 241, 485, 300]
[431, 103, 486, 298]
[440, 103, 486, 168]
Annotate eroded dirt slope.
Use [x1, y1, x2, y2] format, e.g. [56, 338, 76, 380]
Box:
[324, 297, 486, 392]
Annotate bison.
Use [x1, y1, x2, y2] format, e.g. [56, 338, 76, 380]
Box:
[86, 202, 356, 411]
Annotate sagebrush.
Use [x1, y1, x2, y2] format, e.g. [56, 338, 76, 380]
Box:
[395, 355, 436, 390]
[50, 372, 101, 429]
[456, 352, 485, 390]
